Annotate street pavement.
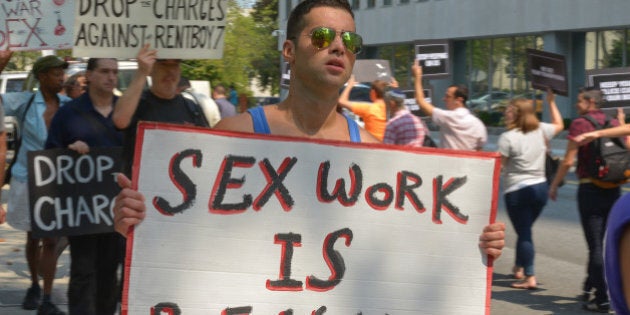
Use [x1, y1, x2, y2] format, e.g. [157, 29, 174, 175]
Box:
[0, 131, 615, 314]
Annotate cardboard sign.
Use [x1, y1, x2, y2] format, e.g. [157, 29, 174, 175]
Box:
[352, 59, 392, 82]
[72, 0, 227, 59]
[27, 147, 122, 238]
[526, 48, 568, 96]
[415, 40, 451, 79]
[0, 0, 74, 51]
[124, 122, 500, 315]
[586, 67, 630, 109]
[403, 89, 432, 117]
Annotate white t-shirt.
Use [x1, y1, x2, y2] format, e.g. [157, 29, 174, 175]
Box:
[498, 122, 556, 193]
[432, 107, 487, 151]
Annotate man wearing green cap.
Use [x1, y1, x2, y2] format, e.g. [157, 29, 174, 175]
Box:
[0, 51, 70, 315]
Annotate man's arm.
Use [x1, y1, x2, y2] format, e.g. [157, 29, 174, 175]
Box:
[411, 60, 435, 117]
[112, 44, 155, 129]
[549, 140, 578, 201]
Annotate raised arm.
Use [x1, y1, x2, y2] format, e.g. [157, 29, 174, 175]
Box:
[573, 108, 630, 146]
[112, 44, 156, 129]
[545, 88, 564, 135]
[338, 74, 357, 109]
[411, 60, 435, 117]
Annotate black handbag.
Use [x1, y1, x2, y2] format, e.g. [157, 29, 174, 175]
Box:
[545, 153, 564, 187]
[4, 94, 35, 185]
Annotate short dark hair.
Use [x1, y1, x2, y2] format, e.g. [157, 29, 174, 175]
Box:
[579, 86, 604, 107]
[449, 84, 469, 103]
[86, 58, 116, 71]
[287, 0, 354, 44]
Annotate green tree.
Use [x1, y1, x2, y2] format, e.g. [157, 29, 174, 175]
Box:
[250, 0, 281, 95]
[602, 30, 630, 68]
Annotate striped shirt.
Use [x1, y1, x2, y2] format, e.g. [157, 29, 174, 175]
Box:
[383, 109, 427, 147]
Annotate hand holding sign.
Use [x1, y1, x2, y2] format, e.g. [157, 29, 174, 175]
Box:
[113, 173, 146, 236]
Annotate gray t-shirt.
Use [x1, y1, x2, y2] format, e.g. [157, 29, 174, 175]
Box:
[498, 122, 556, 193]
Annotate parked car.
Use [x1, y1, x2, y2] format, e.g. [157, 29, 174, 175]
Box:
[0, 72, 29, 157]
[467, 91, 510, 111]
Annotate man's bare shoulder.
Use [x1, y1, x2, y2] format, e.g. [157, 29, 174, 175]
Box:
[214, 112, 254, 132]
[359, 128, 381, 143]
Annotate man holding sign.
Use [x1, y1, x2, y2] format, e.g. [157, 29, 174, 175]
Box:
[412, 60, 487, 151]
[113, 0, 505, 312]
[46, 58, 123, 315]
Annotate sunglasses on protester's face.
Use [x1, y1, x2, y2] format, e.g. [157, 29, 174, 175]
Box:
[308, 27, 363, 54]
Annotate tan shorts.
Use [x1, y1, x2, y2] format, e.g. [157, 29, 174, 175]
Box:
[6, 178, 31, 232]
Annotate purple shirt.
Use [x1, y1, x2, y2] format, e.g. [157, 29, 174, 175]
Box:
[604, 192, 630, 314]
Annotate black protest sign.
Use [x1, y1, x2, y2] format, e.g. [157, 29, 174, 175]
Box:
[352, 59, 392, 83]
[403, 89, 432, 117]
[415, 40, 451, 79]
[28, 147, 122, 238]
[586, 67, 630, 109]
[526, 49, 568, 96]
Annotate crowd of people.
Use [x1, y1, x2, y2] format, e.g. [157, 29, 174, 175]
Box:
[0, 0, 629, 313]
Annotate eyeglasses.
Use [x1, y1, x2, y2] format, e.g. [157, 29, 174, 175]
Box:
[308, 27, 363, 55]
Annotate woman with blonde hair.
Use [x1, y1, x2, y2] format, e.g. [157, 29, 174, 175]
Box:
[498, 88, 563, 289]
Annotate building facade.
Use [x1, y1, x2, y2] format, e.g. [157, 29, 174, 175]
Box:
[278, 0, 630, 121]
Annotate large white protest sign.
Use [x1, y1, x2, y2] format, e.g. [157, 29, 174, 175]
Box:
[72, 0, 226, 59]
[0, 0, 74, 51]
[124, 122, 500, 315]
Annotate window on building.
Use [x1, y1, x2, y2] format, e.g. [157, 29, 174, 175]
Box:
[586, 29, 630, 69]
[351, 0, 360, 9]
[466, 36, 542, 114]
[400, 0, 410, 4]
[367, 0, 375, 8]
[383, 0, 392, 5]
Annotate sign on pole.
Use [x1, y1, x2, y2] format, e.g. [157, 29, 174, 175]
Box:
[72, 0, 227, 59]
[415, 40, 451, 79]
[28, 147, 122, 238]
[586, 67, 630, 109]
[123, 122, 501, 315]
[0, 0, 74, 51]
[526, 48, 568, 96]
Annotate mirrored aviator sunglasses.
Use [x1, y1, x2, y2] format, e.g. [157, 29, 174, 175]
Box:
[309, 27, 363, 54]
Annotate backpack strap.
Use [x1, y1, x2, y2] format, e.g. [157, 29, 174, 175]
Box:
[181, 93, 210, 127]
[582, 114, 604, 130]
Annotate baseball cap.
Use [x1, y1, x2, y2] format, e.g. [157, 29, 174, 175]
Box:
[31, 55, 69, 75]
[386, 89, 406, 101]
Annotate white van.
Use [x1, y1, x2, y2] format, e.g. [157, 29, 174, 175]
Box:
[0, 71, 28, 94]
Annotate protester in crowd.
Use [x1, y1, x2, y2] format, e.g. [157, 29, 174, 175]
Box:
[498, 89, 563, 290]
[382, 89, 428, 147]
[229, 84, 238, 106]
[412, 61, 487, 151]
[212, 84, 237, 118]
[63, 71, 87, 99]
[46, 58, 123, 315]
[177, 77, 220, 127]
[573, 108, 629, 144]
[112, 44, 209, 177]
[338, 74, 394, 141]
[0, 52, 70, 314]
[549, 87, 626, 313]
[112, 0, 505, 261]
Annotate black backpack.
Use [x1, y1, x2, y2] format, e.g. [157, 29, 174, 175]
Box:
[582, 115, 630, 186]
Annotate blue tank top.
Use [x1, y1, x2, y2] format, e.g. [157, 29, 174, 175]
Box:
[247, 106, 361, 143]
